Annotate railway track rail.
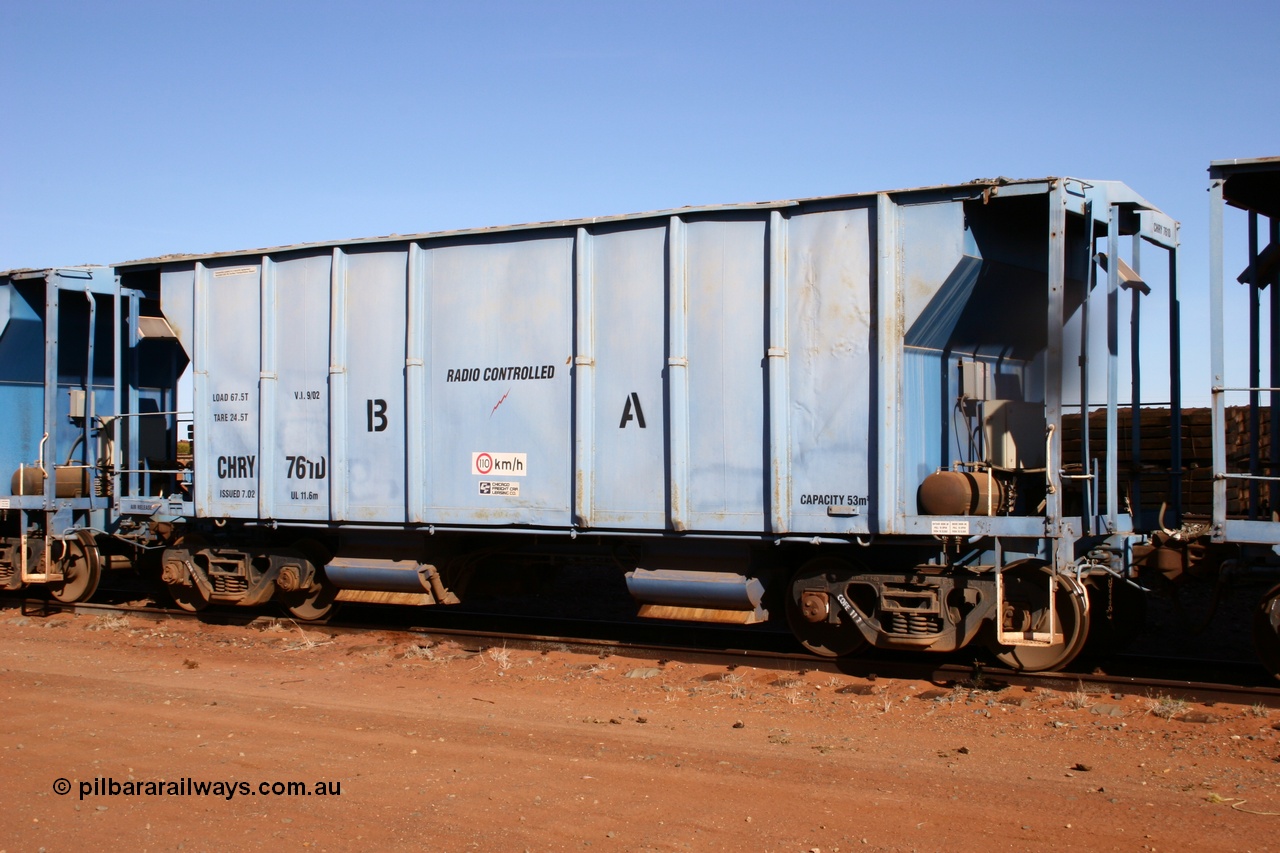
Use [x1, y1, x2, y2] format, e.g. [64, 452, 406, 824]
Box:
[7, 593, 1279, 709]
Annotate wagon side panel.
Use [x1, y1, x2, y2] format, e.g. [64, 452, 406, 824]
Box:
[784, 205, 875, 534]
[424, 236, 573, 525]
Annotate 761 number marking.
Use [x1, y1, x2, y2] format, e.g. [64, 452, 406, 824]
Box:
[285, 455, 327, 480]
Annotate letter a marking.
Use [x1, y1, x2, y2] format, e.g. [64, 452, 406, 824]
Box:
[619, 392, 646, 429]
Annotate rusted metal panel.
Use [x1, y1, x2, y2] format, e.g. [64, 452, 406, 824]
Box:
[786, 203, 875, 536]
[421, 236, 573, 526]
[666, 216, 690, 533]
[685, 217, 768, 532]
[585, 224, 667, 529]
[767, 210, 790, 535]
[270, 253, 332, 522]
[343, 249, 408, 522]
[196, 261, 261, 518]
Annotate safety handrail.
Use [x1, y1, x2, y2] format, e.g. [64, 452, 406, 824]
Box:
[1217, 472, 1280, 482]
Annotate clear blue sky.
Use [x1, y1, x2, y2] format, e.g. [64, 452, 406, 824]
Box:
[3, 1, 1277, 404]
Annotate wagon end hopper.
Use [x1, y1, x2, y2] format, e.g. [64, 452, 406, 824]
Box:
[905, 180, 1179, 548]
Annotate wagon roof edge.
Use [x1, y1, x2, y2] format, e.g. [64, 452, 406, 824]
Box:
[112, 176, 1158, 268]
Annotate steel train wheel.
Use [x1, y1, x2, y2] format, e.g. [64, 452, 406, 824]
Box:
[784, 557, 869, 658]
[986, 562, 1090, 672]
[168, 580, 209, 612]
[282, 575, 338, 622]
[164, 538, 210, 612]
[282, 541, 338, 621]
[1252, 583, 1280, 681]
[49, 533, 102, 604]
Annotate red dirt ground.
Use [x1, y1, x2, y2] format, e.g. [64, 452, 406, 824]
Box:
[1, 607, 1278, 852]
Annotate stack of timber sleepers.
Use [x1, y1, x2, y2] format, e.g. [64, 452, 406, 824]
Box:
[1058, 406, 1272, 518]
